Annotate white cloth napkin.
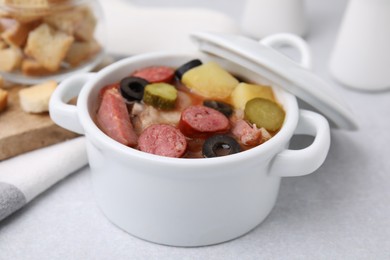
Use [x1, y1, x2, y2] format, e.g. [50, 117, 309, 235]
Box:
[0, 137, 87, 221]
[0, 1, 238, 222]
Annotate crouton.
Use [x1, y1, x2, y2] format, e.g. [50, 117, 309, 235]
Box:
[19, 80, 57, 113]
[1, 19, 40, 46]
[24, 23, 74, 72]
[0, 88, 8, 113]
[65, 40, 100, 67]
[21, 58, 52, 76]
[0, 47, 22, 71]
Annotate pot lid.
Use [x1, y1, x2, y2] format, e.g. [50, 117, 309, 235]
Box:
[191, 31, 358, 130]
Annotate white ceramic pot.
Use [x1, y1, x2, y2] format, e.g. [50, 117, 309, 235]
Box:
[49, 51, 330, 247]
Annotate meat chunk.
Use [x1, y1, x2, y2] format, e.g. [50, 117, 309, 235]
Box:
[132, 66, 174, 83]
[96, 88, 138, 147]
[138, 124, 187, 158]
[232, 119, 262, 146]
[179, 105, 230, 138]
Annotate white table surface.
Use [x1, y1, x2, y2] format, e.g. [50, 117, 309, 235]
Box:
[1, 0, 390, 259]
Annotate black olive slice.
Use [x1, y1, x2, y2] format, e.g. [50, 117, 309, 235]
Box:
[175, 59, 203, 80]
[202, 134, 241, 158]
[203, 100, 233, 117]
[120, 76, 149, 102]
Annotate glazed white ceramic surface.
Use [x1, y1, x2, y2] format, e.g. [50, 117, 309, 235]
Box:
[240, 0, 306, 39]
[329, 0, 390, 91]
[50, 51, 330, 246]
[191, 32, 358, 130]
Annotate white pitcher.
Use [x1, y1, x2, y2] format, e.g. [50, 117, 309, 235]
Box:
[329, 0, 390, 91]
[240, 0, 306, 39]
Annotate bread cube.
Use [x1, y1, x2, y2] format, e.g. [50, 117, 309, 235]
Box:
[44, 7, 84, 36]
[44, 6, 96, 41]
[74, 6, 97, 41]
[65, 40, 100, 67]
[0, 88, 8, 113]
[19, 80, 57, 113]
[2, 1, 46, 22]
[21, 59, 52, 76]
[4, 0, 50, 8]
[24, 23, 74, 72]
[0, 39, 7, 49]
[1, 19, 39, 47]
[0, 47, 22, 71]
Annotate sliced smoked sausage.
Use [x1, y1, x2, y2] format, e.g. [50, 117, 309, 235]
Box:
[97, 88, 138, 147]
[132, 66, 174, 83]
[179, 105, 230, 138]
[138, 124, 187, 158]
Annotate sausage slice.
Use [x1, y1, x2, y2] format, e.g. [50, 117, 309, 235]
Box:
[97, 88, 138, 147]
[132, 66, 174, 83]
[179, 105, 230, 138]
[138, 124, 187, 158]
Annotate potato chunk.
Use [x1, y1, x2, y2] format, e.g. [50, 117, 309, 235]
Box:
[182, 61, 238, 99]
[231, 82, 275, 110]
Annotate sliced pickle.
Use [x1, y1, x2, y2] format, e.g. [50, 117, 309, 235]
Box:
[143, 83, 177, 110]
[244, 98, 285, 132]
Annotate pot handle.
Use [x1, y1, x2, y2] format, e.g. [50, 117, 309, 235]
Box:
[49, 73, 96, 135]
[260, 33, 312, 70]
[269, 110, 330, 177]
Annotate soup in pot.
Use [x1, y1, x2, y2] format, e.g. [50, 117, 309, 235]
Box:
[95, 59, 285, 158]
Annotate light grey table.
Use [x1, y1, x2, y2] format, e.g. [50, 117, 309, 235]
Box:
[1, 0, 390, 259]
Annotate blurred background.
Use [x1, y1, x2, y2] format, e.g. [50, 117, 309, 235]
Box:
[127, 0, 244, 19]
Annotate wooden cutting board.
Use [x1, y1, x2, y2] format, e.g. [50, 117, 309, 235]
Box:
[0, 85, 79, 161]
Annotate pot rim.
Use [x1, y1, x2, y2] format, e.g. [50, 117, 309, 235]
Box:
[77, 52, 299, 168]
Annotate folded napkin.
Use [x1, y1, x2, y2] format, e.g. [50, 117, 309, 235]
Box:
[0, 137, 87, 221]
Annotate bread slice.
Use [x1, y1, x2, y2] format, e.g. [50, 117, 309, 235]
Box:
[24, 23, 74, 72]
[0, 88, 8, 113]
[0, 47, 23, 72]
[19, 80, 57, 113]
